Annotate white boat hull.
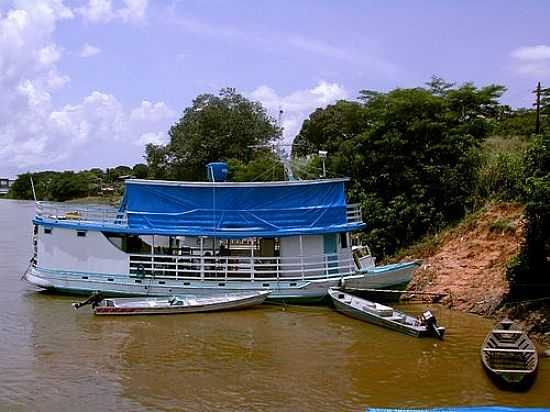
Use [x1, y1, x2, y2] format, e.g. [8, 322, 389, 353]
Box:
[342, 261, 419, 290]
[26, 266, 339, 303]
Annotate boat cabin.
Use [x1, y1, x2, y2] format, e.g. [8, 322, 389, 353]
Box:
[32, 176, 365, 284]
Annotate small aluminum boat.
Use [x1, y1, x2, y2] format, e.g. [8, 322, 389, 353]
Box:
[328, 288, 445, 338]
[481, 319, 538, 390]
[73, 291, 270, 315]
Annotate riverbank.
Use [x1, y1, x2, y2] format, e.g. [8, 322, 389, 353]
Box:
[402, 202, 550, 347]
[65, 195, 121, 205]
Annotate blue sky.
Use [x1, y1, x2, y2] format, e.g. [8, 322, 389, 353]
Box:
[1, 0, 549, 177]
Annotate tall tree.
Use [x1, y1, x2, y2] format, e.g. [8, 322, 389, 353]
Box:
[293, 100, 369, 157]
[164, 88, 280, 180]
[293, 80, 506, 257]
[507, 133, 550, 298]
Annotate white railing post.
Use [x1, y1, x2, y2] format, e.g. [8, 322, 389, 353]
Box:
[324, 255, 329, 278]
[276, 257, 280, 281]
[250, 257, 254, 280]
[200, 256, 204, 280]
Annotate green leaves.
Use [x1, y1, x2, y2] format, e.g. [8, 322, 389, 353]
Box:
[165, 88, 281, 180]
[293, 79, 506, 258]
[507, 134, 550, 299]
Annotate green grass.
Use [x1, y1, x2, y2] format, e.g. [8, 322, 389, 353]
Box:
[488, 218, 516, 235]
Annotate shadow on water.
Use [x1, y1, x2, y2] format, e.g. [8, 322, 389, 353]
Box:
[1, 200, 549, 411]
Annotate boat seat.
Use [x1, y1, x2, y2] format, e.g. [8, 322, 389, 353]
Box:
[495, 342, 520, 349]
[493, 330, 524, 334]
[490, 369, 529, 373]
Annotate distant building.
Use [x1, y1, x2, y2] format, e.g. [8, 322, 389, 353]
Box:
[0, 178, 14, 196]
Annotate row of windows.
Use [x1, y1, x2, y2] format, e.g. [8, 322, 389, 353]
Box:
[37, 226, 351, 250]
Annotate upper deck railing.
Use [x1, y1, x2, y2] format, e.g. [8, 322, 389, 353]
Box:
[346, 203, 363, 224]
[35, 201, 362, 228]
[35, 201, 127, 226]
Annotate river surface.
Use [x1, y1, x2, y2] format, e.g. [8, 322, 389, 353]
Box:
[0, 199, 548, 411]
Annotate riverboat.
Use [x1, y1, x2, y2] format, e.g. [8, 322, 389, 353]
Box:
[481, 319, 538, 390]
[25, 163, 374, 302]
[328, 288, 445, 338]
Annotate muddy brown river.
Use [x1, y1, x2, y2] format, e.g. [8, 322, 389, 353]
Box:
[0, 200, 548, 411]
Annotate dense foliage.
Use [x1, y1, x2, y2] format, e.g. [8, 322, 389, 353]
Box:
[507, 134, 550, 298]
[8, 164, 148, 201]
[146, 88, 281, 181]
[471, 135, 529, 206]
[293, 81, 506, 256]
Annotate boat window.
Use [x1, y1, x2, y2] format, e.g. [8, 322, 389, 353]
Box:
[153, 236, 185, 255]
[102, 232, 152, 254]
[44, 227, 52, 234]
[340, 232, 348, 249]
[259, 238, 279, 257]
[77, 231, 87, 237]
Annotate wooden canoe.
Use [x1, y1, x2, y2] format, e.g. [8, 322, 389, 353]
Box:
[481, 319, 538, 390]
[328, 288, 445, 338]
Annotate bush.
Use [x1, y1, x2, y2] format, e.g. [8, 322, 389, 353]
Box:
[472, 135, 529, 205]
[507, 134, 550, 299]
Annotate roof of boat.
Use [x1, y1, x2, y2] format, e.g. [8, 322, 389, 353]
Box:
[125, 177, 350, 187]
[34, 176, 365, 237]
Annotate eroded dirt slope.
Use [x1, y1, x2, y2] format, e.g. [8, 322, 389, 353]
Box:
[407, 203, 525, 315]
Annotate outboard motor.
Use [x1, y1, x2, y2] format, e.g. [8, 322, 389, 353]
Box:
[421, 310, 444, 340]
[73, 291, 105, 310]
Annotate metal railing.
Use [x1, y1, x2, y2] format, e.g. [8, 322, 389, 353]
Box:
[347, 203, 363, 224]
[36, 201, 362, 228]
[128, 252, 356, 281]
[36, 201, 127, 225]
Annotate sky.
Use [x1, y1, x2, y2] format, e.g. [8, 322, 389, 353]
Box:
[1, 0, 549, 178]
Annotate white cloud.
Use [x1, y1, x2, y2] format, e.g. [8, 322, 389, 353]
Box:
[515, 62, 550, 77]
[167, 14, 397, 76]
[77, 0, 113, 23]
[0, 0, 175, 176]
[511, 45, 550, 78]
[119, 0, 148, 23]
[77, 0, 148, 23]
[79, 43, 101, 57]
[511, 45, 550, 61]
[248, 81, 348, 144]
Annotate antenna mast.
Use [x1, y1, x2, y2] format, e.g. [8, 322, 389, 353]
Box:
[276, 108, 295, 181]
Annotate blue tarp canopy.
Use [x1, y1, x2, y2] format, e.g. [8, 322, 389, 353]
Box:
[121, 178, 363, 237]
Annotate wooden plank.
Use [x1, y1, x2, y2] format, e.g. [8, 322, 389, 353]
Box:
[491, 369, 531, 373]
[492, 330, 524, 334]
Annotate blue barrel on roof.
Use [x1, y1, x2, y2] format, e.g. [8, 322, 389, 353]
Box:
[207, 162, 229, 182]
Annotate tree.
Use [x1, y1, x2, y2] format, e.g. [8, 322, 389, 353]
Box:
[132, 163, 149, 179]
[507, 133, 550, 299]
[227, 151, 285, 182]
[145, 144, 170, 179]
[293, 79, 506, 257]
[292, 100, 370, 157]
[425, 75, 455, 96]
[161, 88, 281, 180]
